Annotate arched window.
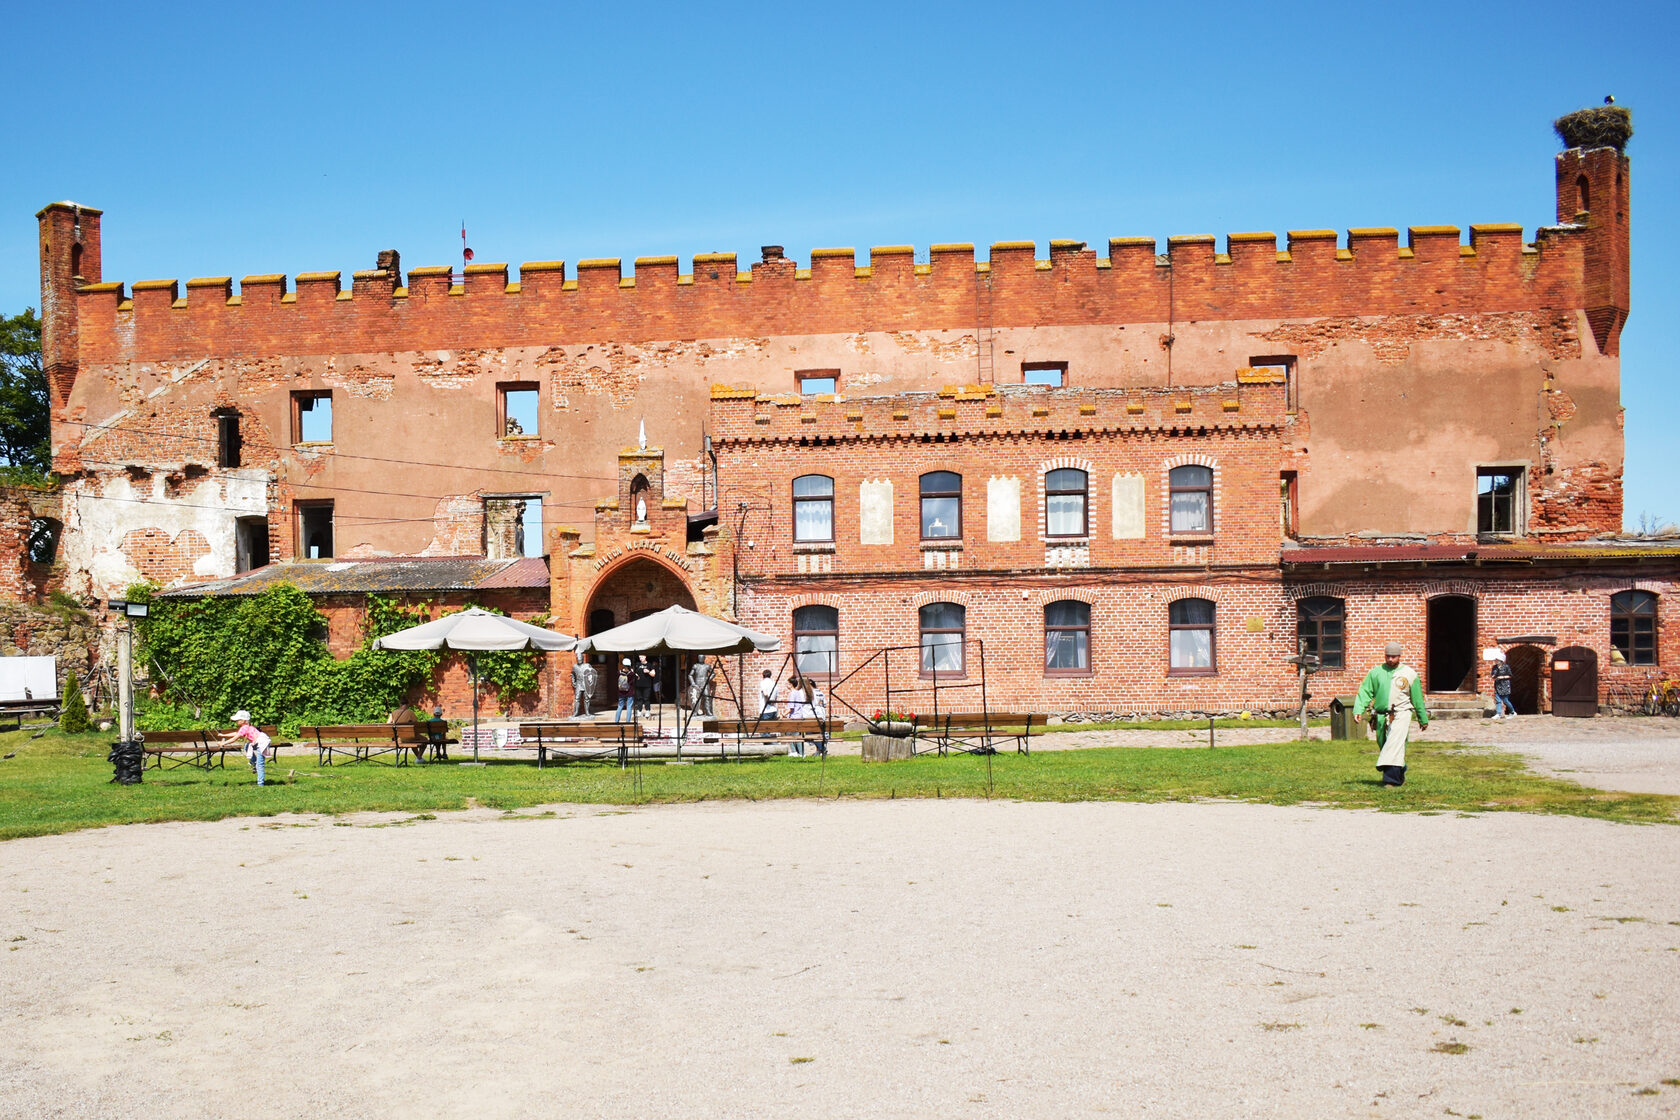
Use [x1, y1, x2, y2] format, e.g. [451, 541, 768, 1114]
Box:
[792, 475, 834, 542]
[1296, 596, 1345, 671]
[1045, 468, 1088, 538]
[1610, 590, 1657, 666]
[1169, 465, 1213, 535]
[920, 472, 961, 539]
[1576, 173, 1590, 215]
[1168, 598, 1215, 674]
[793, 605, 839, 678]
[1044, 600, 1091, 674]
[919, 602, 965, 675]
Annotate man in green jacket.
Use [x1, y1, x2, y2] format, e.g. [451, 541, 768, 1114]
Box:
[1353, 641, 1430, 786]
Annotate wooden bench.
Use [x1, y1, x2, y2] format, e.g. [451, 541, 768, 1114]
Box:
[0, 702, 59, 731]
[519, 721, 644, 767]
[140, 727, 280, 770]
[300, 724, 437, 766]
[921, 712, 1039, 756]
[704, 718, 841, 758]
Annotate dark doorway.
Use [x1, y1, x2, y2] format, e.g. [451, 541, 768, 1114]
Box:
[1551, 645, 1599, 718]
[1427, 596, 1477, 692]
[1505, 644, 1546, 715]
[629, 607, 679, 702]
[587, 609, 615, 710]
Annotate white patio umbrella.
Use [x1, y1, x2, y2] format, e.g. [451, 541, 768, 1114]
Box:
[577, 606, 779, 735]
[575, 605, 779, 656]
[373, 608, 576, 761]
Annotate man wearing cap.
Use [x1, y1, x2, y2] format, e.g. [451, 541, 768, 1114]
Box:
[1353, 641, 1429, 787]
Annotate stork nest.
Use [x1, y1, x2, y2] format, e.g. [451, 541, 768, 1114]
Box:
[1554, 106, 1633, 152]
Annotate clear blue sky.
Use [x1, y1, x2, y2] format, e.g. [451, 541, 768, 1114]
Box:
[4, 0, 1674, 527]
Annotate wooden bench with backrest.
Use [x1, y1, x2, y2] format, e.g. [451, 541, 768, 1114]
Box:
[140, 727, 280, 770]
[703, 718, 841, 758]
[518, 720, 644, 767]
[921, 712, 1039, 755]
[300, 724, 433, 767]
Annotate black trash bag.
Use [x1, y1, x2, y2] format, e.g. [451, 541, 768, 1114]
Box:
[109, 735, 144, 785]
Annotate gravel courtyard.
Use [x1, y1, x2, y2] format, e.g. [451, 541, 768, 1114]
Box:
[3, 720, 1677, 1119]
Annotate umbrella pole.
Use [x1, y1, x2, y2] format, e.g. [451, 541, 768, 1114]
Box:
[471, 655, 480, 763]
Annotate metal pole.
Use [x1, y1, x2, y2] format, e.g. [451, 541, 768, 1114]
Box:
[471, 656, 480, 762]
[117, 620, 134, 744]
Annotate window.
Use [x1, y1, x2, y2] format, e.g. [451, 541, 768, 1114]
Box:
[797, 369, 838, 395]
[920, 471, 961, 540]
[1023, 362, 1066, 388]
[1610, 590, 1657, 666]
[214, 408, 242, 468]
[26, 517, 61, 565]
[793, 475, 834, 542]
[919, 602, 965, 675]
[498, 382, 539, 438]
[296, 501, 334, 559]
[1280, 471, 1298, 538]
[1169, 465, 1213, 535]
[1044, 600, 1091, 674]
[235, 516, 270, 573]
[1477, 468, 1522, 535]
[1168, 598, 1215, 674]
[1249, 354, 1297, 412]
[292, 391, 332, 444]
[485, 496, 543, 559]
[793, 605, 839, 678]
[1045, 468, 1087, 537]
[1296, 596, 1345, 671]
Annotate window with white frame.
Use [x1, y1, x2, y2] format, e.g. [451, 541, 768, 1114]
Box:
[793, 475, 834, 542]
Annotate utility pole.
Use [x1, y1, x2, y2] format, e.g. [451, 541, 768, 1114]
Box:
[117, 620, 134, 744]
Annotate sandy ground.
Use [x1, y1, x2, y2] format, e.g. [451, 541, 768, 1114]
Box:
[3, 721, 1679, 1119]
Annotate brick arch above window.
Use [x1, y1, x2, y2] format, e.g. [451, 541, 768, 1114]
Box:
[909, 588, 975, 608]
[1284, 582, 1353, 602]
[1156, 584, 1223, 603]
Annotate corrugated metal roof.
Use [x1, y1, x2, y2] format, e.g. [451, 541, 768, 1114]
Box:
[1282, 541, 1680, 566]
[158, 556, 550, 598]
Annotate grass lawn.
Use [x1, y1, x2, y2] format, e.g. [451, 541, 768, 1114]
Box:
[1, 727, 1674, 842]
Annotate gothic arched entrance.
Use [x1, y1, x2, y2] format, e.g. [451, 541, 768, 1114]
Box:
[582, 556, 697, 710]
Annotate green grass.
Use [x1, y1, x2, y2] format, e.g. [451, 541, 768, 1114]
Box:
[0, 727, 1674, 841]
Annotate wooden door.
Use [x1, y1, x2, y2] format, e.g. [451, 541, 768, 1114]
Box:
[1550, 645, 1598, 718]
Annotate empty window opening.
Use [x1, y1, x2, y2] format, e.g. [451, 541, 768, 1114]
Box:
[1044, 600, 1091, 674]
[235, 516, 270, 573]
[1170, 465, 1213, 535]
[797, 369, 838, 395]
[793, 475, 834, 542]
[485, 496, 543, 559]
[1576, 174, 1590, 215]
[1250, 355, 1297, 412]
[1045, 468, 1088, 537]
[919, 602, 966, 676]
[920, 471, 962, 539]
[296, 501, 334, 559]
[1023, 362, 1066, 388]
[26, 517, 61, 565]
[793, 605, 839, 679]
[1168, 598, 1216, 674]
[499, 382, 539, 438]
[1477, 468, 1522, 535]
[292, 392, 333, 444]
[215, 408, 242, 468]
[1610, 590, 1657, 666]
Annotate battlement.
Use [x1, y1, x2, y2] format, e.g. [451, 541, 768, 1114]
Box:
[709, 377, 1288, 446]
[41, 144, 1631, 371]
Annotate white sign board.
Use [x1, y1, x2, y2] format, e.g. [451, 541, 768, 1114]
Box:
[0, 656, 58, 702]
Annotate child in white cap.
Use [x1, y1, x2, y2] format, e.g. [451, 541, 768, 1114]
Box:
[217, 710, 270, 785]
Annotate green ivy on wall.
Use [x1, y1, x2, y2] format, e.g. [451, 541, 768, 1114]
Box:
[129, 584, 547, 732]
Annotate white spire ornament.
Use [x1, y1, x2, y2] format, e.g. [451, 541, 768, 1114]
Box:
[638, 419, 647, 450]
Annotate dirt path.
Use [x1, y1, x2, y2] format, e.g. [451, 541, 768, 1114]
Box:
[4, 796, 1678, 1118]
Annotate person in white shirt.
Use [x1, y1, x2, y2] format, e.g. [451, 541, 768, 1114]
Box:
[758, 669, 778, 720]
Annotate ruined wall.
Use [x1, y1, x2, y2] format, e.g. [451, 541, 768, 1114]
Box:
[36, 146, 1631, 601]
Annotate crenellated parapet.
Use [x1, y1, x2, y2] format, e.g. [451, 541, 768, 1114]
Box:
[58, 222, 1610, 369]
[709, 373, 1288, 447]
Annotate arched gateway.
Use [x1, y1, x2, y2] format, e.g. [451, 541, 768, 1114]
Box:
[581, 555, 698, 708]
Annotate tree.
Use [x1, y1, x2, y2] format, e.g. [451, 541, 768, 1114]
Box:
[0, 309, 50, 485]
[59, 671, 90, 733]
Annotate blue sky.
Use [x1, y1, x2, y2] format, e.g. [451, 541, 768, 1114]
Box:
[4, 0, 1674, 526]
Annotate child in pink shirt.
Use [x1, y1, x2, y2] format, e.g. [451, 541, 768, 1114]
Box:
[217, 710, 270, 785]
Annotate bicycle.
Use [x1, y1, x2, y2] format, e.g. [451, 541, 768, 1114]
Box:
[1643, 677, 1680, 717]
